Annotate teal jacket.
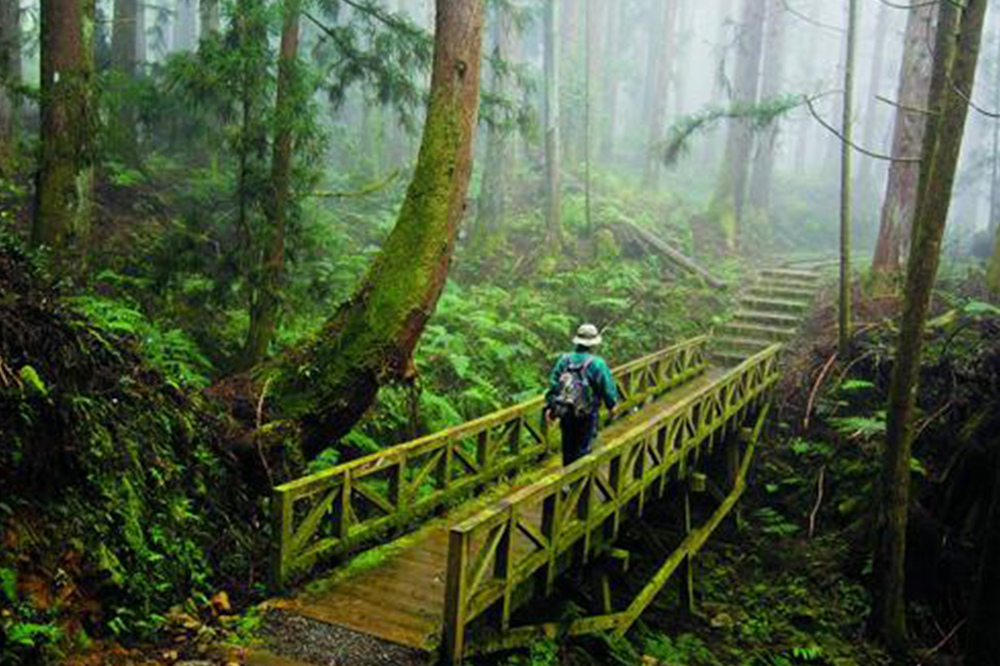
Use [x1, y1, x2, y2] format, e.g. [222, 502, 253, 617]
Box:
[545, 351, 619, 414]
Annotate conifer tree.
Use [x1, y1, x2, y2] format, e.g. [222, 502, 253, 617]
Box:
[33, 0, 97, 267]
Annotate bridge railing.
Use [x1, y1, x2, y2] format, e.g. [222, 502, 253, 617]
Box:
[272, 336, 711, 585]
[442, 344, 781, 662]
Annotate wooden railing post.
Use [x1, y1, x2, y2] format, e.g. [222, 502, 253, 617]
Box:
[444, 528, 470, 665]
[271, 488, 293, 588]
[498, 511, 515, 631]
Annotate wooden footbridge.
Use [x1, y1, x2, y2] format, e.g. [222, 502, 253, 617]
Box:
[259, 267, 823, 665]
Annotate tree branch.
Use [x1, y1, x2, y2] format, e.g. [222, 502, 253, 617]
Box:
[804, 95, 922, 162]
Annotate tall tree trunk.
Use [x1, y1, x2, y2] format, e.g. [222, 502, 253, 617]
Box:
[583, 0, 594, 236]
[854, 4, 889, 220]
[173, 0, 198, 51]
[641, 0, 678, 190]
[704, 0, 766, 254]
[990, 24, 1000, 300]
[136, 2, 146, 64]
[871, 2, 938, 278]
[270, 0, 485, 455]
[873, 0, 986, 655]
[746, 0, 786, 218]
[244, 0, 300, 367]
[200, 0, 220, 37]
[0, 0, 20, 177]
[839, 0, 858, 357]
[544, 0, 562, 246]
[32, 0, 96, 267]
[112, 0, 139, 161]
[476, 2, 512, 245]
[672, 0, 689, 119]
[559, 0, 579, 166]
[597, 0, 622, 163]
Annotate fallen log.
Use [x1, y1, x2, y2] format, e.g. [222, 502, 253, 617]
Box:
[617, 219, 726, 290]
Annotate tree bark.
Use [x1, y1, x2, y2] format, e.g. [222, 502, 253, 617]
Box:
[244, 0, 300, 367]
[746, 0, 786, 218]
[476, 2, 512, 245]
[32, 0, 96, 268]
[270, 0, 485, 455]
[544, 0, 562, 246]
[200, 0, 220, 37]
[112, 0, 139, 160]
[0, 0, 20, 177]
[136, 2, 146, 64]
[838, 0, 858, 358]
[641, 0, 678, 191]
[703, 0, 766, 254]
[873, 0, 986, 656]
[871, 2, 938, 278]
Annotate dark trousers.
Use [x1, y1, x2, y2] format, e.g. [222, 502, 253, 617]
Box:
[560, 411, 600, 466]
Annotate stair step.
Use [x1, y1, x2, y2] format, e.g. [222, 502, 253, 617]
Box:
[733, 310, 801, 327]
[749, 286, 815, 301]
[760, 268, 821, 281]
[715, 337, 775, 353]
[758, 277, 819, 290]
[740, 296, 809, 314]
[723, 322, 797, 341]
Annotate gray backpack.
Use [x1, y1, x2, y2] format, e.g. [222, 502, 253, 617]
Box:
[552, 356, 595, 419]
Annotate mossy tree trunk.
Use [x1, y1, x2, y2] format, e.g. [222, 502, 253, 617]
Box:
[475, 2, 512, 247]
[0, 0, 20, 177]
[271, 0, 484, 456]
[871, 2, 937, 280]
[111, 0, 139, 161]
[244, 0, 301, 367]
[703, 0, 765, 254]
[988, 226, 1000, 296]
[873, 0, 986, 656]
[32, 0, 96, 268]
[543, 0, 562, 247]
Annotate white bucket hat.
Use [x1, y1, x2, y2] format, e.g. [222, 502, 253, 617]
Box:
[573, 323, 602, 347]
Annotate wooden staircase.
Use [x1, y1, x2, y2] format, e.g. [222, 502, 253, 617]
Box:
[713, 267, 823, 366]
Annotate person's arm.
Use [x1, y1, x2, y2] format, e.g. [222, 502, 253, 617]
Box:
[596, 358, 619, 410]
[545, 355, 567, 409]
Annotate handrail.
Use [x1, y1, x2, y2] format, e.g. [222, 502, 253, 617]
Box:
[442, 344, 781, 662]
[271, 335, 711, 584]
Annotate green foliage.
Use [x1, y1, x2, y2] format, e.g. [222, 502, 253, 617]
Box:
[643, 631, 714, 665]
[662, 94, 804, 167]
[0, 567, 64, 664]
[501, 638, 559, 666]
[753, 507, 801, 537]
[826, 414, 886, 440]
[68, 292, 213, 388]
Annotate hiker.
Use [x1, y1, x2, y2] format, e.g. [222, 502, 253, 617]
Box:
[545, 323, 620, 466]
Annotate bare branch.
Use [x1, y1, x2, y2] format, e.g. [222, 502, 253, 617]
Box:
[804, 95, 922, 162]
